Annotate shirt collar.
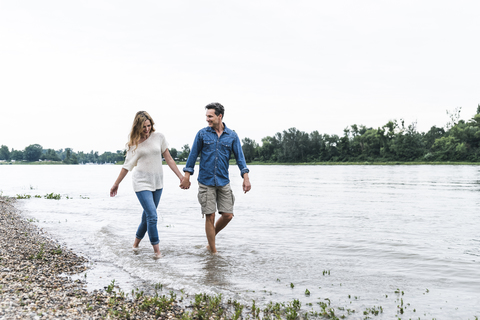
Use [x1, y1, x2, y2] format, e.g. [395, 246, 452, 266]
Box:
[206, 122, 231, 134]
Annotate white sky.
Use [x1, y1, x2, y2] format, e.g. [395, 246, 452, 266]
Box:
[1, 1, 479, 153]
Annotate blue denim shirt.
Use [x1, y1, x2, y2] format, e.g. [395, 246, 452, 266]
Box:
[184, 123, 249, 187]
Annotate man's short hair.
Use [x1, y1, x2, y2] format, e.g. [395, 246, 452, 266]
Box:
[205, 102, 225, 118]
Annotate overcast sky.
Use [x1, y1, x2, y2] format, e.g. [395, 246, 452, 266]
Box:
[1, 1, 479, 153]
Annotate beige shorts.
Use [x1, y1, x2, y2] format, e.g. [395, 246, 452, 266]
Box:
[197, 182, 235, 216]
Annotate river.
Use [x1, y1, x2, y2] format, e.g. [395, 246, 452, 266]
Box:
[0, 164, 479, 319]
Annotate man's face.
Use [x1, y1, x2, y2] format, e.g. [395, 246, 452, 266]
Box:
[206, 109, 222, 128]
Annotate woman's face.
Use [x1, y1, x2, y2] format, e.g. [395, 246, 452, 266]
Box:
[142, 119, 152, 137]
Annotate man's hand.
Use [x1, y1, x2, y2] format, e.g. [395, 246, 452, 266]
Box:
[242, 173, 251, 193]
[180, 173, 191, 190]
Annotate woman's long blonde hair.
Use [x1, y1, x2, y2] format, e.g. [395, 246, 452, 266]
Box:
[127, 111, 156, 151]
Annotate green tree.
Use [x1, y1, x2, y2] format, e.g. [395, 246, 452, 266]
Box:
[258, 136, 278, 162]
[24, 144, 43, 162]
[242, 138, 259, 163]
[10, 149, 24, 161]
[41, 148, 61, 161]
[423, 126, 446, 150]
[169, 147, 178, 160]
[0, 145, 10, 161]
[308, 131, 324, 161]
[431, 136, 463, 160]
[63, 148, 79, 164]
[179, 144, 190, 161]
[390, 121, 424, 161]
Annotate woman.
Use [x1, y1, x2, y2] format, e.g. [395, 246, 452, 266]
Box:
[110, 111, 187, 259]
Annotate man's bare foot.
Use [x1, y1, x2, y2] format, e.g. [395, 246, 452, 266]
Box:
[153, 252, 162, 259]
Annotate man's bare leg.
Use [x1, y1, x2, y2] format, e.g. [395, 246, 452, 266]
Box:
[215, 212, 233, 235]
[205, 213, 217, 254]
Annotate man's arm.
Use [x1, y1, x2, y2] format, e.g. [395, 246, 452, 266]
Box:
[180, 131, 202, 189]
[232, 133, 251, 193]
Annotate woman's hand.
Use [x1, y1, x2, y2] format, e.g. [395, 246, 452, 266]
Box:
[110, 168, 128, 197]
[180, 176, 191, 189]
[110, 184, 119, 197]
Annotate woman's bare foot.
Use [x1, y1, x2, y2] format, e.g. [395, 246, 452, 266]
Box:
[133, 237, 141, 250]
[152, 244, 161, 259]
[206, 245, 218, 254]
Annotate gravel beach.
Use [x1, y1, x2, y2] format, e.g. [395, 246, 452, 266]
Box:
[0, 197, 186, 319]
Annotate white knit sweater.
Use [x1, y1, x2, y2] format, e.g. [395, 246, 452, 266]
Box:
[122, 132, 169, 192]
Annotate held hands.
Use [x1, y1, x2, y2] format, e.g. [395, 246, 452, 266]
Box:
[180, 176, 191, 190]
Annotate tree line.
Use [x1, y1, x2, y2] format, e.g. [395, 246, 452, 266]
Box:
[0, 146, 126, 164]
[2, 105, 479, 164]
[240, 105, 480, 163]
[0, 143, 191, 164]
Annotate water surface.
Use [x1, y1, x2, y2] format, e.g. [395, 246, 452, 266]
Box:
[1, 164, 479, 319]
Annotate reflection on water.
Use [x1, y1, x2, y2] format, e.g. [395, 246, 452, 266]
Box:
[1, 164, 480, 319]
[201, 255, 229, 288]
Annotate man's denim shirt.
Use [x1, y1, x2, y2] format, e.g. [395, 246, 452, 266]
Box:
[184, 123, 249, 187]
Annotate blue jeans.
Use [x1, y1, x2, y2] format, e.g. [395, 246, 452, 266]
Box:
[135, 189, 163, 245]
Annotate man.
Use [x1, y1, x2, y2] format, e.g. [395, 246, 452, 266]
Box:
[180, 102, 251, 254]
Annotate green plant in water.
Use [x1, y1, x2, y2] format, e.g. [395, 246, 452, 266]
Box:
[232, 300, 243, 320]
[154, 282, 163, 292]
[290, 282, 294, 288]
[285, 299, 301, 320]
[44, 193, 61, 200]
[363, 305, 383, 316]
[305, 288, 310, 296]
[106, 279, 116, 294]
[251, 299, 261, 318]
[16, 194, 31, 199]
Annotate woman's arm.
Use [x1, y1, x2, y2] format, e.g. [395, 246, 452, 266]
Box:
[110, 168, 128, 197]
[163, 149, 186, 184]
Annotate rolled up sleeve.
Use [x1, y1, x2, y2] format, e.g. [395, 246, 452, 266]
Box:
[232, 134, 249, 178]
[183, 131, 202, 175]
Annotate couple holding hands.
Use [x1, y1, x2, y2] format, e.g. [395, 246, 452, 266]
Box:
[110, 103, 251, 258]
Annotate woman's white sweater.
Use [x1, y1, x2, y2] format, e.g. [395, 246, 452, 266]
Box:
[122, 132, 169, 192]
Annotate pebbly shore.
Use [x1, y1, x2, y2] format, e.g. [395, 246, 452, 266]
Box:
[0, 196, 186, 320]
